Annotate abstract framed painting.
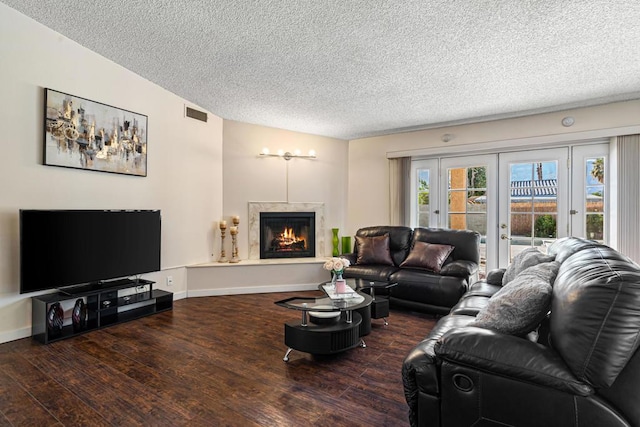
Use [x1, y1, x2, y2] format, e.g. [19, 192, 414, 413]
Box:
[43, 88, 148, 177]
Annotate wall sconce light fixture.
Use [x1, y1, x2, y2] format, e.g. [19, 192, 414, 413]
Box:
[260, 147, 316, 160]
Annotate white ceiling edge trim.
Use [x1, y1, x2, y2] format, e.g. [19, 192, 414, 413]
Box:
[354, 94, 640, 140]
[387, 125, 640, 159]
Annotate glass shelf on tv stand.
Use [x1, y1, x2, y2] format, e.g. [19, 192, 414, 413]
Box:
[59, 278, 154, 297]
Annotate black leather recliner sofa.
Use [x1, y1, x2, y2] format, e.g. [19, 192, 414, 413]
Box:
[402, 237, 640, 427]
[341, 226, 481, 315]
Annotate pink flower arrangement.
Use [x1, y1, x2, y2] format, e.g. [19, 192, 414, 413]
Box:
[323, 257, 351, 275]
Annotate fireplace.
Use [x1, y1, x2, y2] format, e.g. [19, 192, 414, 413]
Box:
[260, 212, 316, 259]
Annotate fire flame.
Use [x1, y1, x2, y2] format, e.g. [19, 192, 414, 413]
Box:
[280, 227, 303, 246]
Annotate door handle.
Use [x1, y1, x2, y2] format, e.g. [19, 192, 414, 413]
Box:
[501, 234, 512, 240]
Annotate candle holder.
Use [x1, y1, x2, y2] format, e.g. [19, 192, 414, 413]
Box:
[218, 221, 228, 263]
[230, 226, 239, 263]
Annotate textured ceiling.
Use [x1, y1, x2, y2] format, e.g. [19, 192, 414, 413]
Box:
[3, 0, 640, 140]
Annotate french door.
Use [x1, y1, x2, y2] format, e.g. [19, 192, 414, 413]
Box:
[410, 159, 439, 228]
[440, 156, 497, 272]
[570, 144, 608, 243]
[498, 148, 569, 266]
[411, 155, 497, 272]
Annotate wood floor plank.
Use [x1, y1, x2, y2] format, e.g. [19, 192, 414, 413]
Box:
[0, 292, 435, 426]
[0, 368, 62, 426]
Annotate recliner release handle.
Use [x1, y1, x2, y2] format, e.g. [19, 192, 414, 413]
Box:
[452, 373, 474, 392]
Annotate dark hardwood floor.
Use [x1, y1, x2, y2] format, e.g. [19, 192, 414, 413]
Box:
[0, 291, 436, 426]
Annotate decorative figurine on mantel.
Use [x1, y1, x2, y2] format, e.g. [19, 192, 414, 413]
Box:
[218, 220, 228, 263]
[230, 215, 240, 263]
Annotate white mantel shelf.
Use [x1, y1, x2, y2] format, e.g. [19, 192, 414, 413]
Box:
[189, 257, 327, 268]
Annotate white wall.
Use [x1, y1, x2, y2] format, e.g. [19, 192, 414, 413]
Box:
[222, 120, 348, 260]
[0, 4, 223, 342]
[347, 101, 640, 237]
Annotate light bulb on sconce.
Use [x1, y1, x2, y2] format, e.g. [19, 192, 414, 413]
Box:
[259, 147, 317, 161]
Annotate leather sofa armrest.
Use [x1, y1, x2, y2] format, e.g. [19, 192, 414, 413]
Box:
[434, 326, 593, 396]
[440, 260, 478, 278]
[341, 253, 357, 265]
[485, 268, 505, 285]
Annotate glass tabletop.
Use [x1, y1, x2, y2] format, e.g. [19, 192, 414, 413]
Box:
[346, 278, 398, 291]
[275, 292, 372, 312]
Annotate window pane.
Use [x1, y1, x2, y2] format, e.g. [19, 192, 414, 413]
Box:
[417, 169, 430, 227]
[467, 213, 487, 235]
[511, 214, 532, 238]
[448, 190, 466, 213]
[586, 186, 604, 213]
[587, 158, 605, 185]
[584, 157, 605, 241]
[539, 161, 557, 180]
[467, 167, 487, 190]
[449, 214, 466, 230]
[418, 213, 429, 228]
[511, 163, 534, 181]
[586, 214, 604, 240]
[534, 197, 557, 213]
[468, 191, 486, 212]
[449, 168, 466, 190]
[511, 200, 533, 214]
[534, 214, 557, 238]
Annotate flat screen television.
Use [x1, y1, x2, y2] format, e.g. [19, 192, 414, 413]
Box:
[20, 209, 161, 294]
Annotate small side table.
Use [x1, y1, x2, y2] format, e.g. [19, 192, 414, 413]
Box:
[349, 279, 398, 326]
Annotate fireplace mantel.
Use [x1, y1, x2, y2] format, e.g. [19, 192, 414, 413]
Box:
[248, 202, 325, 260]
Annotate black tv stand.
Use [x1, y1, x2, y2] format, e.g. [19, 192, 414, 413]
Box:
[32, 279, 172, 344]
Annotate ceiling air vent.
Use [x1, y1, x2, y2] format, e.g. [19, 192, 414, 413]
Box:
[185, 106, 207, 122]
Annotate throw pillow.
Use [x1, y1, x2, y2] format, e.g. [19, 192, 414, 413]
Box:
[400, 241, 454, 273]
[472, 263, 559, 336]
[355, 234, 394, 266]
[502, 247, 555, 286]
[512, 260, 561, 287]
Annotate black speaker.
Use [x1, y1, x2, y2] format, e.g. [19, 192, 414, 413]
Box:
[47, 302, 64, 336]
[72, 298, 87, 332]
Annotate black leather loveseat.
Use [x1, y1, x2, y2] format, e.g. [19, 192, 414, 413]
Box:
[341, 226, 481, 315]
[402, 237, 640, 427]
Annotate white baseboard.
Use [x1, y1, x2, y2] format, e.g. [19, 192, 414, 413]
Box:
[187, 283, 320, 298]
[171, 290, 188, 300]
[0, 326, 32, 344]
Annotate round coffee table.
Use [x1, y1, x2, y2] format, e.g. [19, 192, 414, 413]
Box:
[275, 290, 373, 362]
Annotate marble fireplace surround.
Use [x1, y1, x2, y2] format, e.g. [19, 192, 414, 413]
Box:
[248, 202, 325, 260]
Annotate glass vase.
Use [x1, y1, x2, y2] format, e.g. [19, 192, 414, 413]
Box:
[332, 228, 340, 256]
[334, 272, 347, 293]
[341, 236, 352, 254]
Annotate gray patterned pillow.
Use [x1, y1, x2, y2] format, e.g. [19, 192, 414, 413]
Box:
[472, 262, 560, 336]
[502, 247, 555, 286]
